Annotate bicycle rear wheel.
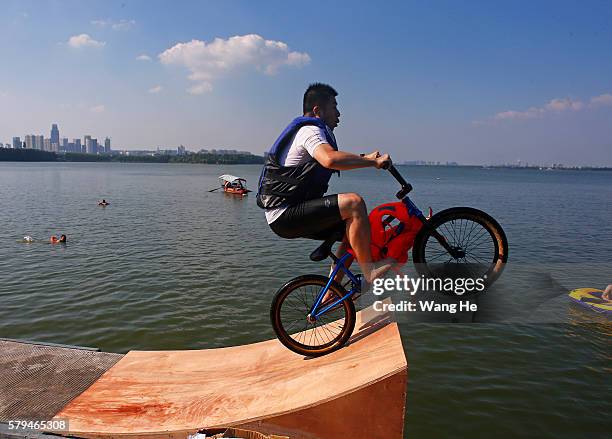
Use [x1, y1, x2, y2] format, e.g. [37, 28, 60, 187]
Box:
[412, 207, 508, 294]
[270, 275, 356, 357]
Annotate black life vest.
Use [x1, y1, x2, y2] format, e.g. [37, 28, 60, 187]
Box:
[256, 117, 338, 209]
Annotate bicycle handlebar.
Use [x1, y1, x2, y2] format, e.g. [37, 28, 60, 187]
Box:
[385, 163, 413, 199]
[361, 154, 413, 199]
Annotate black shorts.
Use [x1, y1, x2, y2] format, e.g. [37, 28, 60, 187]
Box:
[269, 195, 345, 241]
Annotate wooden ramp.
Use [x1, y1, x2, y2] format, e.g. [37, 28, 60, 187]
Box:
[53, 304, 407, 439]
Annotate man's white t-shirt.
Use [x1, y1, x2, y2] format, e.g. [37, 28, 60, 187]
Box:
[265, 124, 336, 224]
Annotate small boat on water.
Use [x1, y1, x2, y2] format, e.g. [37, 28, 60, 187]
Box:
[219, 174, 250, 196]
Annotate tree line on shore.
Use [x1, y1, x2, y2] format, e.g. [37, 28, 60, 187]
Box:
[0, 147, 264, 165]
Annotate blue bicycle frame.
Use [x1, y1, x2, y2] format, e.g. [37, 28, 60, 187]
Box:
[308, 253, 360, 319]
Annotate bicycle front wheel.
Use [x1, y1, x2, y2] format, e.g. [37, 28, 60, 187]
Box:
[412, 207, 508, 293]
[270, 275, 356, 357]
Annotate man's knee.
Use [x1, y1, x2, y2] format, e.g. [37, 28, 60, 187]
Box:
[338, 193, 366, 216]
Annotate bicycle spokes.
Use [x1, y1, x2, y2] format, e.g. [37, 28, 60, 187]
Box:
[279, 283, 348, 346]
[425, 218, 496, 278]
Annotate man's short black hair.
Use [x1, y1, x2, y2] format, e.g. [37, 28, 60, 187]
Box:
[303, 83, 337, 114]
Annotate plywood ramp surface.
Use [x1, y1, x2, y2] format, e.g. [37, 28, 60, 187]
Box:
[55, 305, 407, 439]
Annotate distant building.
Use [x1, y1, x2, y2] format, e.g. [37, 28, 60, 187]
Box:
[44, 138, 51, 151]
[199, 148, 252, 155]
[153, 145, 189, 156]
[25, 135, 34, 149]
[74, 139, 82, 153]
[156, 148, 178, 156]
[12, 137, 21, 149]
[35, 135, 44, 150]
[84, 135, 93, 154]
[104, 137, 111, 153]
[50, 124, 59, 146]
[61, 138, 68, 152]
[122, 150, 156, 156]
[84, 137, 99, 154]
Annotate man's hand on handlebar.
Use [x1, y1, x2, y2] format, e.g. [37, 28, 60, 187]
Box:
[360, 151, 392, 169]
[362, 150, 381, 160]
[374, 153, 391, 170]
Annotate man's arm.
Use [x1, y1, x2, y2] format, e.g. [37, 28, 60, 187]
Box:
[313, 143, 391, 171]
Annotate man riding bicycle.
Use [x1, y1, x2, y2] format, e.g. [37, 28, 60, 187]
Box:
[257, 83, 394, 283]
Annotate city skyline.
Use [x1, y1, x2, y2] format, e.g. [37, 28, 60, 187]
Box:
[9, 122, 111, 154]
[1, 1, 611, 166]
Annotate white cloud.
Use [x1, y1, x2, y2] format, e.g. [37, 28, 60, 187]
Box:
[480, 92, 611, 124]
[136, 54, 152, 61]
[159, 34, 311, 93]
[90, 105, 105, 113]
[188, 83, 213, 95]
[494, 107, 543, 120]
[68, 34, 105, 49]
[112, 19, 135, 30]
[544, 98, 584, 112]
[590, 93, 612, 107]
[148, 85, 163, 94]
[91, 19, 135, 31]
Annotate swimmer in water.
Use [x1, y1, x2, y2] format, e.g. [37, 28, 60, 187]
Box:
[98, 199, 109, 206]
[50, 234, 67, 244]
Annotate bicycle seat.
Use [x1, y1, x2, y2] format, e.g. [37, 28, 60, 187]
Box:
[310, 230, 343, 262]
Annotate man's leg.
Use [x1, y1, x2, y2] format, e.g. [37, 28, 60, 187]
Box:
[338, 193, 395, 283]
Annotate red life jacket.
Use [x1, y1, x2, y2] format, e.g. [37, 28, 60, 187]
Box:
[349, 201, 423, 263]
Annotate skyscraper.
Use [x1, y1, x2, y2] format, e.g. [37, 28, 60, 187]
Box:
[35, 135, 44, 150]
[61, 138, 68, 152]
[74, 139, 82, 153]
[84, 135, 93, 154]
[12, 137, 21, 149]
[104, 137, 111, 153]
[84, 137, 99, 154]
[50, 124, 59, 144]
[25, 135, 34, 149]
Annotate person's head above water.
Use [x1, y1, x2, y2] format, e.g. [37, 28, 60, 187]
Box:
[303, 83, 340, 130]
[59, 234, 67, 243]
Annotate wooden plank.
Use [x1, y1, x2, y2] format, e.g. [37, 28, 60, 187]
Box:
[54, 303, 407, 438]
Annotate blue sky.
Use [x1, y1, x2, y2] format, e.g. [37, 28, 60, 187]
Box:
[1, 0, 611, 165]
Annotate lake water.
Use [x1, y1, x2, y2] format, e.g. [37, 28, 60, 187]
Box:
[0, 162, 610, 437]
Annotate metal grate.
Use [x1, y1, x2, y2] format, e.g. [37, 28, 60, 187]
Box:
[0, 339, 123, 421]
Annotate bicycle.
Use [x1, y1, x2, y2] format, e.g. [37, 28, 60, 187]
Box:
[270, 165, 508, 356]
